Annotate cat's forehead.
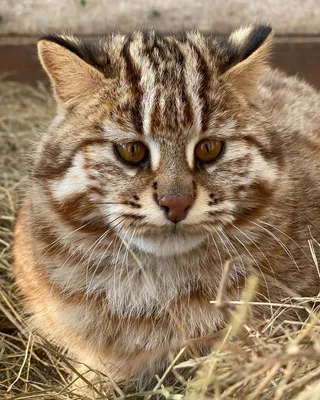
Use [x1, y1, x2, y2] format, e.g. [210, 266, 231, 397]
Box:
[105, 32, 226, 138]
[102, 116, 237, 147]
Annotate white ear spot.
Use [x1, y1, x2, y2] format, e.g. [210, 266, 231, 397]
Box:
[51, 153, 92, 201]
[229, 26, 253, 47]
[148, 140, 161, 170]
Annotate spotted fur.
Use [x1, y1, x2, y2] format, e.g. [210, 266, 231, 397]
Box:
[14, 25, 320, 392]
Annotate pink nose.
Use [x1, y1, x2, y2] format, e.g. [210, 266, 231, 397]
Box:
[158, 195, 194, 222]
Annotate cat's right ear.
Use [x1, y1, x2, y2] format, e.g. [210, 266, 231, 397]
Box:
[38, 34, 106, 110]
[220, 25, 273, 99]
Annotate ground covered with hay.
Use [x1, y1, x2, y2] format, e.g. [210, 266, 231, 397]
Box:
[1, 80, 320, 399]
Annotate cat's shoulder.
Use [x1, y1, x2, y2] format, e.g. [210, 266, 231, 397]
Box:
[258, 67, 320, 138]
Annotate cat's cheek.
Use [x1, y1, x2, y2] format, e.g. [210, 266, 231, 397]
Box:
[182, 186, 213, 225]
[119, 165, 141, 178]
[50, 153, 94, 201]
[250, 154, 278, 183]
[133, 187, 169, 226]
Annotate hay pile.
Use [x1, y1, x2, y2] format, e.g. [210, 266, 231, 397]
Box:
[0, 80, 320, 399]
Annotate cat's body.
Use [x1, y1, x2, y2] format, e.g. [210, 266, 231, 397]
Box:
[14, 26, 320, 391]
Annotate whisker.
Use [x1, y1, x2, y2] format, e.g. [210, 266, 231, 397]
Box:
[40, 222, 91, 253]
[86, 238, 115, 295]
[230, 223, 281, 305]
[209, 231, 223, 271]
[232, 232, 272, 303]
[217, 228, 247, 301]
[257, 219, 312, 263]
[231, 224, 274, 271]
[84, 219, 132, 314]
[119, 226, 138, 302]
[300, 212, 320, 235]
[210, 226, 242, 301]
[40, 211, 119, 260]
[51, 215, 125, 293]
[230, 211, 301, 272]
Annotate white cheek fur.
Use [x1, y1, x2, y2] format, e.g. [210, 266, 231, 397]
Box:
[251, 153, 278, 183]
[185, 134, 199, 169]
[50, 153, 92, 201]
[148, 139, 161, 170]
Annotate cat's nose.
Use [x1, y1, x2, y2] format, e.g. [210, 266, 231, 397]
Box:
[158, 195, 194, 223]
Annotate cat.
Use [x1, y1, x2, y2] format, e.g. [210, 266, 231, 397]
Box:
[13, 24, 320, 394]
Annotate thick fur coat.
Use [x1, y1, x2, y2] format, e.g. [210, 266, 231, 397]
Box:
[13, 25, 320, 392]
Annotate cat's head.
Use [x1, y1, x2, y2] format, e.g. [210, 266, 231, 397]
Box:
[34, 25, 279, 257]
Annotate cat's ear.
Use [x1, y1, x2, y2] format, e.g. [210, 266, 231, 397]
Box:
[221, 25, 273, 98]
[38, 34, 106, 109]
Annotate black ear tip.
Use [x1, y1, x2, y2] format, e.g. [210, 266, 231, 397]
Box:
[38, 33, 83, 59]
[253, 24, 273, 39]
[39, 32, 64, 44]
[251, 24, 273, 46]
[238, 24, 273, 61]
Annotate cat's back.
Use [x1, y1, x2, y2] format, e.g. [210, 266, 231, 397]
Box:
[258, 67, 320, 139]
[258, 68, 320, 213]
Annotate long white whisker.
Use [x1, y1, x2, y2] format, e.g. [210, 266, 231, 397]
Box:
[218, 228, 247, 300]
[54, 215, 125, 294]
[234, 214, 301, 272]
[257, 219, 312, 262]
[232, 233, 271, 303]
[209, 226, 243, 303]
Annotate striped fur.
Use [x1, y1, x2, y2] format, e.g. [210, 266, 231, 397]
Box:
[14, 25, 320, 393]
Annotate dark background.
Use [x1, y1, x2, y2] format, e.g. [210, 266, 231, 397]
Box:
[1, 38, 320, 89]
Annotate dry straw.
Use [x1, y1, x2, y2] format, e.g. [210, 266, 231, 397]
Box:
[0, 79, 320, 399]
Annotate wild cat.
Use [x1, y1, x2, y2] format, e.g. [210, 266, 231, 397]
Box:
[14, 24, 320, 393]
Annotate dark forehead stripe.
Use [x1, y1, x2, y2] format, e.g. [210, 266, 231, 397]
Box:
[121, 35, 144, 134]
[187, 41, 210, 132]
[163, 37, 194, 129]
[143, 33, 164, 68]
[146, 35, 194, 133]
[147, 35, 173, 133]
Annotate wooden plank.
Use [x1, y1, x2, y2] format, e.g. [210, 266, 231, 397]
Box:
[1, 40, 320, 89]
[272, 41, 320, 89]
[0, 44, 46, 82]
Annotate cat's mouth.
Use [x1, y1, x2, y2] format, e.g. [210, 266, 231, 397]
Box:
[125, 217, 209, 234]
[119, 225, 207, 257]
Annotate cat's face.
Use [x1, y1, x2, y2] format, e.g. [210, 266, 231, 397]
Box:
[34, 27, 279, 257]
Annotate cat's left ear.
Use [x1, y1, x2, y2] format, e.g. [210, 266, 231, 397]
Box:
[38, 34, 106, 110]
[221, 25, 273, 98]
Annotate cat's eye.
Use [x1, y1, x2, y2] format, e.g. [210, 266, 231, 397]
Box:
[195, 139, 225, 163]
[115, 142, 148, 165]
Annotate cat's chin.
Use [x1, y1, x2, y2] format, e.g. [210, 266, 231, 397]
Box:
[128, 232, 206, 257]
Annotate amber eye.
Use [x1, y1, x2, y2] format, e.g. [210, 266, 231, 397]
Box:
[115, 142, 148, 165]
[195, 139, 225, 163]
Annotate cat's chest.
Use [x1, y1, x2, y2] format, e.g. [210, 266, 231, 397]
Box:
[47, 236, 244, 318]
[51, 245, 245, 350]
[88, 250, 235, 318]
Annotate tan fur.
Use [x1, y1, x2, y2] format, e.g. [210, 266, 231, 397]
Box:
[222, 27, 274, 98]
[13, 25, 320, 392]
[38, 40, 106, 109]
